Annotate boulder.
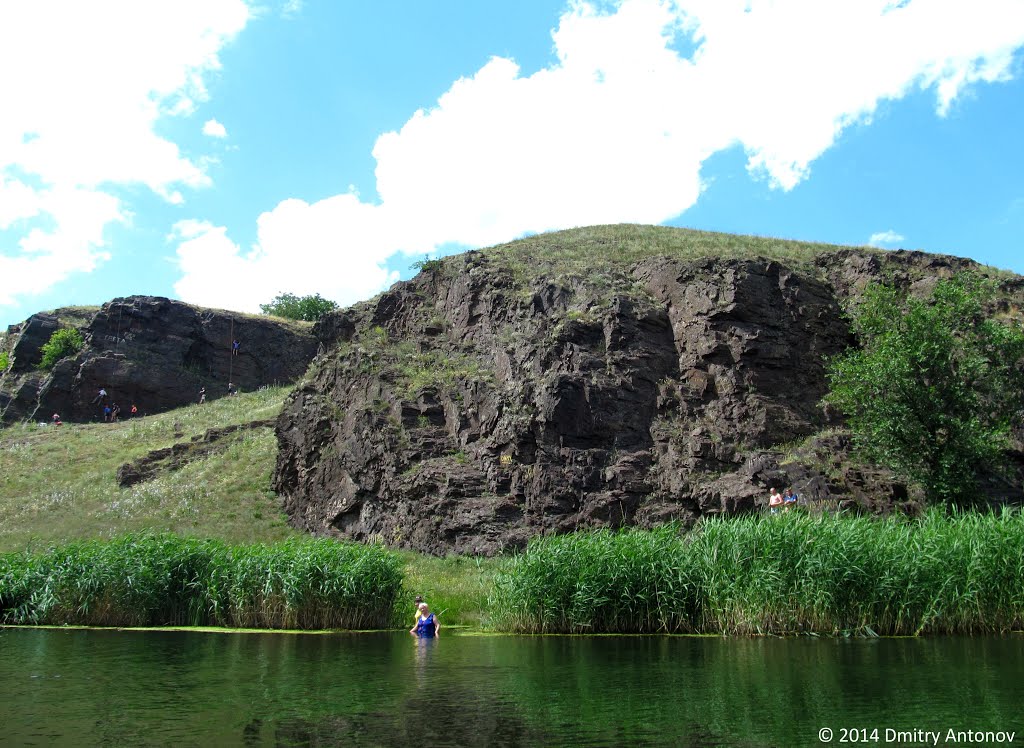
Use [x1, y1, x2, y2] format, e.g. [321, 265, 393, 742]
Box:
[0, 296, 319, 423]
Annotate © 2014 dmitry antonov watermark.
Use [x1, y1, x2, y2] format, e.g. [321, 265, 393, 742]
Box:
[818, 728, 1017, 745]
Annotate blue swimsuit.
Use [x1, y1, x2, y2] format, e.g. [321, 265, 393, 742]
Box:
[415, 613, 436, 638]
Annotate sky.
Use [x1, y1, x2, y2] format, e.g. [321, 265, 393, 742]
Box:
[1, 0, 1023, 328]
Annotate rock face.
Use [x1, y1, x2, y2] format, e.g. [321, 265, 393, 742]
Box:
[0, 296, 319, 423]
[273, 231, 1024, 556]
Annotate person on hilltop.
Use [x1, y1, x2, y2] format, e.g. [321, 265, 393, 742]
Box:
[768, 487, 783, 514]
[410, 602, 440, 638]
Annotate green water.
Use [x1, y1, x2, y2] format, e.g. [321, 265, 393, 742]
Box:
[0, 629, 1020, 747]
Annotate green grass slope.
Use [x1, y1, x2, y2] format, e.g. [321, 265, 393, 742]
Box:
[0, 387, 296, 552]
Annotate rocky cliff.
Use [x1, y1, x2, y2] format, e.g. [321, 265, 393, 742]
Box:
[0, 296, 319, 423]
[273, 225, 1024, 555]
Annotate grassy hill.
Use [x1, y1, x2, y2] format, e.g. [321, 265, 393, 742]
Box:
[0, 387, 295, 552]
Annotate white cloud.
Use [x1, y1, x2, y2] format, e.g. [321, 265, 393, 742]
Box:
[173, 0, 1024, 310]
[868, 230, 906, 247]
[172, 199, 400, 311]
[202, 119, 229, 138]
[0, 0, 249, 308]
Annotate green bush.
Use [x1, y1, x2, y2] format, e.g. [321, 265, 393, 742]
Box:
[37, 328, 84, 370]
[825, 276, 1024, 505]
[0, 351, 9, 372]
[259, 292, 338, 321]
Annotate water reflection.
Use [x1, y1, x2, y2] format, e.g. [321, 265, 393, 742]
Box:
[0, 629, 1020, 747]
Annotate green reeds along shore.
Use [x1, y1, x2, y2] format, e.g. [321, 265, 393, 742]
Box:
[0, 533, 403, 630]
[488, 510, 1024, 636]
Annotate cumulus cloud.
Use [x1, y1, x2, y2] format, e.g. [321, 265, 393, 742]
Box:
[0, 0, 249, 307]
[172, 198, 400, 311]
[173, 0, 1024, 311]
[868, 229, 906, 247]
[202, 119, 229, 138]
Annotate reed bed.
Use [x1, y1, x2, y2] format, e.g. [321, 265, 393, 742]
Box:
[489, 510, 1024, 636]
[0, 533, 403, 630]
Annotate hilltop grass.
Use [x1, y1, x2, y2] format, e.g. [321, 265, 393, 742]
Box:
[489, 511, 1024, 636]
[0, 387, 298, 552]
[0, 533, 402, 629]
[482, 223, 1019, 280]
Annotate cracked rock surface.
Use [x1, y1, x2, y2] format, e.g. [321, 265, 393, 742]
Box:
[274, 234, 1024, 556]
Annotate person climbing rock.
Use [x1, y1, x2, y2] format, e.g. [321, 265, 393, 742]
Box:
[92, 387, 108, 405]
[232, 339, 240, 356]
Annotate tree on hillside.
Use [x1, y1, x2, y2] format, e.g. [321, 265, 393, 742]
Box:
[824, 275, 1024, 505]
[259, 292, 339, 321]
[38, 328, 84, 370]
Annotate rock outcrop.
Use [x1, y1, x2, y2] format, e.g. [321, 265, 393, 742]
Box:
[0, 296, 319, 423]
[273, 227, 1024, 555]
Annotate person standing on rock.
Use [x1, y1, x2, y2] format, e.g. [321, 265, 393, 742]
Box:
[410, 602, 439, 638]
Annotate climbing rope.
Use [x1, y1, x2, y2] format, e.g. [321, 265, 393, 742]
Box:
[228, 317, 234, 385]
[114, 300, 124, 351]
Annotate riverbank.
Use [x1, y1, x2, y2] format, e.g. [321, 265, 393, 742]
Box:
[3, 511, 1022, 635]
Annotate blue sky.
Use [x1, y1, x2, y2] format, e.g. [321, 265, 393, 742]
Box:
[1, 0, 1023, 327]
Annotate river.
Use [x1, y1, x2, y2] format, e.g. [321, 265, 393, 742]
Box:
[1, 628, 1020, 747]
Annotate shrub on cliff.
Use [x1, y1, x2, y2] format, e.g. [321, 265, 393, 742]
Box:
[259, 292, 338, 321]
[825, 275, 1024, 505]
[37, 327, 84, 370]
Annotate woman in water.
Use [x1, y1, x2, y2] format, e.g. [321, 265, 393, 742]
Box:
[410, 602, 440, 638]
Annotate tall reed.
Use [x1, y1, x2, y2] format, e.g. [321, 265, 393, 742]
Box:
[0, 533, 403, 630]
[489, 510, 1024, 635]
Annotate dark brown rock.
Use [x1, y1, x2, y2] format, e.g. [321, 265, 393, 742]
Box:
[272, 243, 1023, 555]
[0, 296, 319, 423]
